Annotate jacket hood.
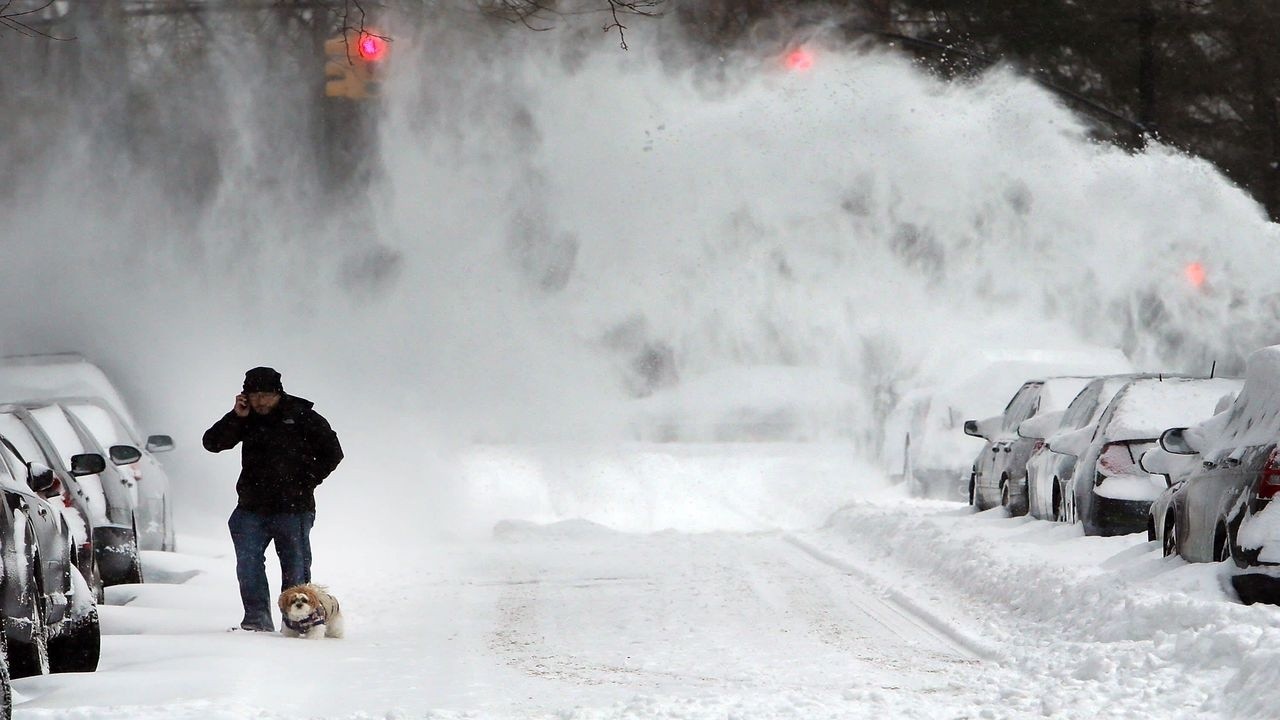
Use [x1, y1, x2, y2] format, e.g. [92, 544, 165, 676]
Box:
[282, 394, 314, 411]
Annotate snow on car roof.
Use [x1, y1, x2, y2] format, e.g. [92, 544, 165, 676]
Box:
[932, 353, 1132, 422]
[1192, 345, 1280, 455]
[0, 354, 139, 434]
[1039, 376, 1097, 412]
[918, 345, 1132, 385]
[1105, 377, 1243, 442]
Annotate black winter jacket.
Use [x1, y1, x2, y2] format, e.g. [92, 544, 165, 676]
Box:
[202, 394, 343, 514]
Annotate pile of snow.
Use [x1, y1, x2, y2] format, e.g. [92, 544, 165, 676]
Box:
[817, 500, 1280, 720]
[1190, 346, 1280, 456]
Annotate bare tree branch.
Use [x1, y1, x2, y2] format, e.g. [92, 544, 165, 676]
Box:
[601, 0, 659, 50]
[0, 0, 75, 40]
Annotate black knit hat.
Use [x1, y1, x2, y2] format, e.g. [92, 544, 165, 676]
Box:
[243, 366, 284, 394]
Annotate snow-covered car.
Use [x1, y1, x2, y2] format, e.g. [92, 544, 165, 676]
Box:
[884, 349, 1133, 502]
[1145, 348, 1280, 604]
[1019, 374, 1149, 522]
[1050, 376, 1242, 536]
[59, 397, 175, 552]
[1140, 389, 1237, 557]
[0, 638, 9, 718]
[1, 403, 143, 588]
[966, 375, 1098, 514]
[0, 408, 108, 599]
[0, 432, 100, 677]
[0, 355, 176, 550]
[880, 387, 969, 499]
[1142, 444, 1204, 557]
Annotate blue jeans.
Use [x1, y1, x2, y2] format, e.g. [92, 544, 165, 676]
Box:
[228, 507, 315, 629]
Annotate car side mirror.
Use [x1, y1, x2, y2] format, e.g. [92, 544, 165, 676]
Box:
[145, 434, 175, 453]
[1160, 427, 1195, 455]
[1046, 426, 1092, 457]
[27, 462, 55, 493]
[965, 416, 1002, 439]
[109, 445, 143, 466]
[69, 453, 106, 477]
[1018, 410, 1065, 440]
[1139, 448, 1177, 485]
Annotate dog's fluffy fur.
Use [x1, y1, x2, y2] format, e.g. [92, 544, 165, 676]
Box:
[278, 584, 344, 639]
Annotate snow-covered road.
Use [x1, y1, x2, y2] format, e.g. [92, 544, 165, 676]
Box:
[13, 525, 988, 718]
[12, 443, 1280, 719]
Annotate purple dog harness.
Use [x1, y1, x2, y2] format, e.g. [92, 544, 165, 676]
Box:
[283, 599, 336, 634]
[283, 609, 323, 634]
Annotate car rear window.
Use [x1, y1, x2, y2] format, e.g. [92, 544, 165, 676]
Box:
[1059, 382, 1102, 430]
[1003, 383, 1043, 430]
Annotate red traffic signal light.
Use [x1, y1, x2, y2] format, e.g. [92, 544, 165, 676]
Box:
[357, 33, 388, 62]
[324, 30, 389, 99]
[1185, 261, 1207, 289]
[784, 47, 814, 72]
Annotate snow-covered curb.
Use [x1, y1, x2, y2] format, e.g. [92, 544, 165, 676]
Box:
[812, 500, 1280, 718]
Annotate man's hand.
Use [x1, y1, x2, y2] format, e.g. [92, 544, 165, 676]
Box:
[233, 393, 250, 418]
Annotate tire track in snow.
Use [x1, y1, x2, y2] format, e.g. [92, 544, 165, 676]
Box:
[783, 533, 1002, 662]
[483, 526, 987, 702]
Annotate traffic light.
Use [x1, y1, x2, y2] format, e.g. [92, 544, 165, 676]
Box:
[1185, 261, 1207, 290]
[784, 46, 815, 72]
[324, 31, 388, 100]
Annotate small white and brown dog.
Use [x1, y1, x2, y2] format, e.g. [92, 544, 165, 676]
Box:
[278, 584, 344, 639]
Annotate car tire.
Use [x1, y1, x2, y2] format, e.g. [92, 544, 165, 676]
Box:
[1001, 474, 1029, 517]
[0, 631, 12, 720]
[89, 554, 105, 604]
[47, 607, 100, 674]
[969, 473, 978, 507]
[1163, 516, 1177, 558]
[8, 591, 49, 679]
[1225, 511, 1252, 569]
[1215, 524, 1231, 563]
[123, 516, 144, 586]
[8, 530, 50, 679]
[1052, 480, 1064, 523]
[125, 557, 143, 585]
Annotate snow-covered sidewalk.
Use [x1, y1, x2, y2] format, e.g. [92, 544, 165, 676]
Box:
[812, 501, 1280, 720]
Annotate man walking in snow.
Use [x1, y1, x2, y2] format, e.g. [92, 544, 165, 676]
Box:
[203, 366, 344, 632]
